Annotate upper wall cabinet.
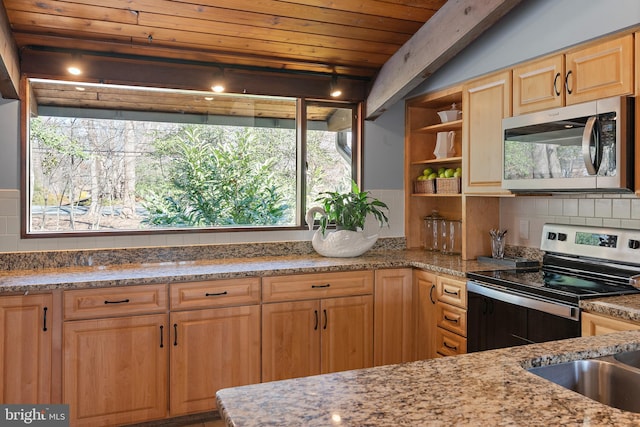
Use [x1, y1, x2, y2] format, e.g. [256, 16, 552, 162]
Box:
[462, 70, 512, 195]
[513, 34, 634, 115]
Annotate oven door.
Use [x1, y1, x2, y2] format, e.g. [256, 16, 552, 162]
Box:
[502, 96, 631, 192]
[467, 281, 581, 353]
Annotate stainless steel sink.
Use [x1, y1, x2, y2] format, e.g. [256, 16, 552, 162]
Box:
[614, 349, 640, 369]
[528, 357, 640, 413]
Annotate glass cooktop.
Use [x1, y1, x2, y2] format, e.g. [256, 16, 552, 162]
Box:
[467, 268, 640, 305]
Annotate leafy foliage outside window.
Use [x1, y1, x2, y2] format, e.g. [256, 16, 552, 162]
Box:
[141, 126, 291, 227]
[27, 99, 355, 234]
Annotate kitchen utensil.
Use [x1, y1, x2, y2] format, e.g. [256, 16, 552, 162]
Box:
[437, 103, 461, 123]
[489, 228, 507, 259]
[434, 131, 455, 159]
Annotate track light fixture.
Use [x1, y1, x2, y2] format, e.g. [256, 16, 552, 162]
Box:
[329, 73, 342, 98]
[211, 67, 226, 93]
[67, 53, 83, 76]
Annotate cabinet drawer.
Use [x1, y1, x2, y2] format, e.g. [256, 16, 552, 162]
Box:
[436, 303, 467, 337]
[435, 327, 467, 357]
[170, 278, 260, 310]
[262, 271, 374, 302]
[436, 276, 467, 309]
[64, 284, 168, 320]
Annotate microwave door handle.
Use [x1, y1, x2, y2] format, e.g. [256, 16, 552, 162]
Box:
[581, 116, 601, 175]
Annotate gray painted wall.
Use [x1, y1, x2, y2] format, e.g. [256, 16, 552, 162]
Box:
[0, 99, 19, 189]
[363, 0, 640, 191]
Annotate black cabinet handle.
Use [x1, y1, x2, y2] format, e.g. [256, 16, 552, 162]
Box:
[565, 70, 573, 94]
[323, 309, 328, 330]
[444, 289, 459, 296]
[173, 323, 178, 346]
[482, 298, 488, 315]
[104, 299, 130, 304]
[160, 325, 164, 348]
[205, 291, 228, 297]
[42, 307, 48, 332]
[553, 72, 561, 96]
[444, 315, 458, 324]
[429, 284, 436, 305]
[311, 284, 330, 289]
[444, 342, 458, 351]
[314, 310, 318, 330]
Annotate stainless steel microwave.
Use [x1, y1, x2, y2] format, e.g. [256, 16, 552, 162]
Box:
[502, 96, 634, 192]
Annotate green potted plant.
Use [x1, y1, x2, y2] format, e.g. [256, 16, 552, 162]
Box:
[306, 181, 389, 257]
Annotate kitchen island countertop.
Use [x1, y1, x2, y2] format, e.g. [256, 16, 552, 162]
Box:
[216, 330, 640, 426]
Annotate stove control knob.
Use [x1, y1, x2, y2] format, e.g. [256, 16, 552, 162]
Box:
[629, 239, 640, 250]
[547, 232, 557, 240]
[558, 233, 567, 241]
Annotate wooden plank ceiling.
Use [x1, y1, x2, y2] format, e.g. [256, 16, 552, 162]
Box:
[3, 0, 448, 119]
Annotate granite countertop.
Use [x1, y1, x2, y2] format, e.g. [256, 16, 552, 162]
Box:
[581, 294, 640, 323]
[216, 330, 640, 426]
[0, 249, 500, 294]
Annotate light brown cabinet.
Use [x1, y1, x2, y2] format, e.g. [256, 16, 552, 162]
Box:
[0, 293, 53, 404]
[462, 70, 512, 196]
[414, 269, 438, 360]
[261, 271, 374, 382]
[581, 311, 640, 337]
[169, 278, 260, 416]
[435, 275, 467, 357]
[513, 34, 634, 115]
[63, 284, 168, 426]
[374, 268, 414, 365]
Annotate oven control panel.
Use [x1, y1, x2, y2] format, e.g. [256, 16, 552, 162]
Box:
[541, 224, 640, 265]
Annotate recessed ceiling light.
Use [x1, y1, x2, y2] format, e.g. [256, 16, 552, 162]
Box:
[67, 66, 82, 76]
[211, 84, 225, 93]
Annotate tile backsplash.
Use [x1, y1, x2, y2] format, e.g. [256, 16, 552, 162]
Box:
[501, 193, 640, 248]
[0, 189, 405, 254]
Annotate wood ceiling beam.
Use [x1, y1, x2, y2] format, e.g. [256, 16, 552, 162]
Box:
[0, 1, 20, 99]
[365, 0, 522, 119]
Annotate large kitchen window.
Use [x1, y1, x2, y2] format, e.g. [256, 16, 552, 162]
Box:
[24, 79, 359, 236]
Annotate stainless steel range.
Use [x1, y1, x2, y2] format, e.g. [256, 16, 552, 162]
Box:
[466, 223, 640, 352]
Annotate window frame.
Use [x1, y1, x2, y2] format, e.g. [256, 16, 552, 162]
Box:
[20, 80, 363, 238]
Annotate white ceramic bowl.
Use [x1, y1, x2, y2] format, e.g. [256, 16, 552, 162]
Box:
[438, 110, 460, 123]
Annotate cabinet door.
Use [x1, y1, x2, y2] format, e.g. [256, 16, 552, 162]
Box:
[170, 305, 260, 416]
[414, 270, 438, 360]
[565, 34, 634, 105]
[0, 294, 52, 404]
[63, 314, 168, 427]
[262, 300, 320, 382]
[513, 55, 564, 115]
[462, 70, 512, 194]
[374, 269, 414, 366]
[581, 311, 640, 336]
[321, 295, 373, 374]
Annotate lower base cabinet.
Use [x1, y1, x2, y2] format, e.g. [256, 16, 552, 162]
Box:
[262, 295, 374, 382]
[374, 268, 414, 365]
[414, 270, 438, 360]
[170, 305, 260, 415]
[63, 314, 168, 427]
[0, 293, 53, 404]
[582, 311, 640, 336]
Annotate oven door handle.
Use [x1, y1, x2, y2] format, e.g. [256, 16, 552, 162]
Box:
[467, 281, 580, 321]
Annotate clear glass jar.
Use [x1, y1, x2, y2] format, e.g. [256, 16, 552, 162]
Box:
[440, 219, 462, 255]
[423, 210, 442, 251]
